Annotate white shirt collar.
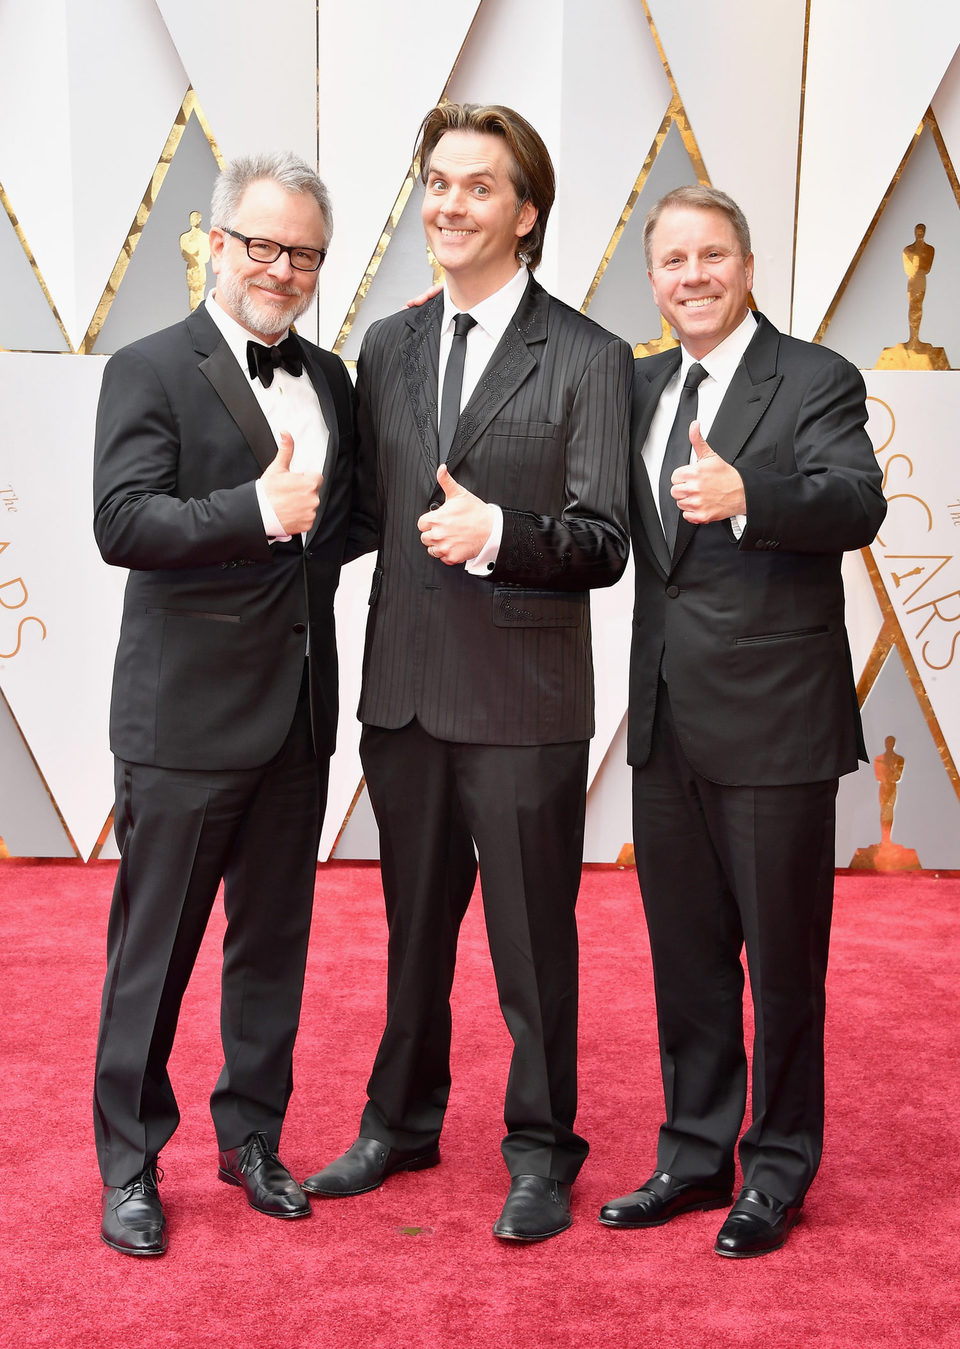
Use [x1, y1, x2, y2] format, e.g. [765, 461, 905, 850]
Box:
[204, 291, 290, 376]
[441, 265, 529, 341]
[678, 309, 756, 385]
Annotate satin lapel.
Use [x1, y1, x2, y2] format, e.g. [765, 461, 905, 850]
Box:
[195, 327, 277, 474]
[672, 315, 781, 565]
[443, 276, 545, 475]
[399, 294, 443, 478]
[631, 352, 680, 576]
[298, 342, 341, 546]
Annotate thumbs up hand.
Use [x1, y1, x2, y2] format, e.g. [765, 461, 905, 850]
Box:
[417, 464, 495, 564]
[260, 432, 323, 534]
[670, 420, 746, 523]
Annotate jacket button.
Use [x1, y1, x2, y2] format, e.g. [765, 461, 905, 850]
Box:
[292, 622, 306, 634]
[665, 585, 680, 599]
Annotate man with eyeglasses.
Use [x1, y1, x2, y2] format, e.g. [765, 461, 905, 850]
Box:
[92, 152, 371, 1256]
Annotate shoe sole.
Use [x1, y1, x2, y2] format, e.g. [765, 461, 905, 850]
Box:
[598, 1193, 732, 1229]
[100, 1231, 167, 1256]
[301, 1147, 441, 1198]
[492, 1217, 572, 1243]
[713, 1210, 801, 1258]
[217, 1167, 312, 1218]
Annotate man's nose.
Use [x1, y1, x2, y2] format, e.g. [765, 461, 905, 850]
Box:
[267, 249, 295, 280]
[441, 186, 467, 215]
[680, 254, 708, 283]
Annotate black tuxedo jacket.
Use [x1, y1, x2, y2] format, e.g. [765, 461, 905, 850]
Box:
[355, 275, 632, 746]
[628, 313, 886, 786]
[93, 304, 362, 771]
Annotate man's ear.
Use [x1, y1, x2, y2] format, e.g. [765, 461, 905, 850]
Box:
[515, 199, 538, 241]
[208, 228, 225, 276]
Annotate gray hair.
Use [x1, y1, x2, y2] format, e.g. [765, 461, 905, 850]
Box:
[643, 185, 750, 268]
[210, 151, 333, 245]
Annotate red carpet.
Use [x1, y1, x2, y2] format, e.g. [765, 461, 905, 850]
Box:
[1, 861, 957, 1348]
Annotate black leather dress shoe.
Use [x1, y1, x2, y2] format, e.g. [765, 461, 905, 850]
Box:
[218, 1132, 310, 1218]
[493, 1175, 572, 1242]
[101, 1162, 167, 1256]
[714, 1187, 801, 1257]
[301, 1137, 441, 1196]
[599, 1171, 733, 1228]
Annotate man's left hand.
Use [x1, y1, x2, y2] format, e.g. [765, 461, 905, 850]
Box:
[672, 421, 747, 522]
[417, 465, 494, 565]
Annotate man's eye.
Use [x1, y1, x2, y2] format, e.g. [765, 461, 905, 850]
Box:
[474, 185, 489, 196]
[430, 179, 447, 192]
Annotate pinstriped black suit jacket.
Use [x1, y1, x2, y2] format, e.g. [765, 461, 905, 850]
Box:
[355, 275, 631, 746]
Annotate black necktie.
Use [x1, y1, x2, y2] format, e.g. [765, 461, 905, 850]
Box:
[246, 334, 303, 388]
[659, 362, 708, 551]
[438, 312, 477, 462]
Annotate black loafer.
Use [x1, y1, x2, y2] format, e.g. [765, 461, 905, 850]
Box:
[101, 1162, 167, 1256]
[218, 1132, 310, 1218]
[493, 1175, 572, 1243]
[714, 1187, 801, 1257]
[599, 1170, 733, 1228]
[302, 1137, 440, 1196]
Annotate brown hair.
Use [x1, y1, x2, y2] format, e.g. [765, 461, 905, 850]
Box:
[416, 102, 555, 270]
[642, 185, 751, 268]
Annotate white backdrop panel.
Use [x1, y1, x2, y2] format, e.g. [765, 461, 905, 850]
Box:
[795, 0, 960, 342]
[0, 0, 190, 350]
[647, 0, 806, 333]
[315, 0, 481, 348]
[556, 0, 670, 311]
[156, 0, 317, 165]
[865, 372, 960, 773]
[934, 44, 960, 163]
[0, 354, 121, 858]
[842, 549, 884, 683]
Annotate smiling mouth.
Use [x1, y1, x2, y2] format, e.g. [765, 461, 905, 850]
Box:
[253, 283, 298, 300]
[438, 228, 476, 237]
[681, 296, 718, 309]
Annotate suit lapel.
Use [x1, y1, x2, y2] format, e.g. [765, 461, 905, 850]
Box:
[297, 341, 341, 546]
[631, 351, 681, 576]
[190, 307, 277, 474]
[399, 295, 443, 477]
[444, 275, 544, 475]
[672, 313, 782, 565]
[704, 315, 781, 466]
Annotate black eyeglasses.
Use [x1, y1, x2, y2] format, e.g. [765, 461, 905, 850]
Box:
[224, 229, 327, 272]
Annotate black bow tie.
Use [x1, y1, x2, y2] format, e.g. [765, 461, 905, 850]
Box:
[246, 335, 303, 387]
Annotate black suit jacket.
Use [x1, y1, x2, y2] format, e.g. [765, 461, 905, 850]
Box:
[628, 313, 886, 785]
[93, 304, 361, 770]
[355, 275, 632, 746]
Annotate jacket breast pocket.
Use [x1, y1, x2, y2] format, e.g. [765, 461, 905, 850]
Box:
[486, 422, 564, 505]
[493, 587, 583, 628]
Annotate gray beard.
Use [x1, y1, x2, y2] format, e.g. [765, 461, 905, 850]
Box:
[218, 269, 314, 338]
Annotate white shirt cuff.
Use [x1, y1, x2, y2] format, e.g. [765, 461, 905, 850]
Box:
[465, 504, 503, 576]
[256, 478, 292, 542]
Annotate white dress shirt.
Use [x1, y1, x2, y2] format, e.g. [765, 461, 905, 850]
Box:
[642, 309, 757, 539]
[205, 291, 329, 541]
[438, 265, 530, 573]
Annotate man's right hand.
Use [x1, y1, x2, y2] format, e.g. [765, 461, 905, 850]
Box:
[405, 283, 443, 309]
[260, 432, 322, 534]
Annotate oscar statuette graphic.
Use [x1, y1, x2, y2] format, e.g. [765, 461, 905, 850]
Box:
[179, 211, 210, 312]
[851, 736, 922, 871]
[876, 224, 950, 370]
